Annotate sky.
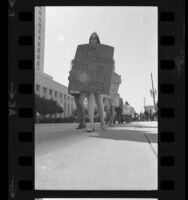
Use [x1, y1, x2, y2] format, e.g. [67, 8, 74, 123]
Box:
[43, 6, 158, 113]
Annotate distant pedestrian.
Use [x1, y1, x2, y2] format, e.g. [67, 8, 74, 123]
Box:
[108, 72, 121, 126]
[110, 93, 119, 126]
[115, 94, 124, 124]
[144, 110, 149, 121]
[103, 96, 111, 124]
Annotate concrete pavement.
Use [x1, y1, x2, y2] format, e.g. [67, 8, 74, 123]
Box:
[35, 121, 158, 190]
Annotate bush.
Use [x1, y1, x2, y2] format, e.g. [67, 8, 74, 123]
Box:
[35, 94, 63, 115]
[35, 116, 77, 124]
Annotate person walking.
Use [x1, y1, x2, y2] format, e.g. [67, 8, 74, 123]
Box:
[116, 94, 124, 124]
[108, 71, 121, 126]
[72, 92, 86, 128]
[103, 96, 111, 124]
[68, 62, 86, 129]
[86, 32, 106, 132]
[110, 93, 119, 126]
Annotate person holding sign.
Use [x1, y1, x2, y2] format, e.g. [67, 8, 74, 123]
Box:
[68, 32, 114, 132]
[106, 72, 121, 126]
[68, 63, 86, 129]
[86, 32, 106, 132]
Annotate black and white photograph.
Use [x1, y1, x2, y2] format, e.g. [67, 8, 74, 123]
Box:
[35, 6, 158, 190]
[35, 199, 158, 200]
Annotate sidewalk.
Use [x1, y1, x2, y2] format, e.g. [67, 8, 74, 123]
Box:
[35, 122, 158, 190]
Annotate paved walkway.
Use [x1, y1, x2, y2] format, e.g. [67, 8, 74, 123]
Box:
[35, 121, 158, 190]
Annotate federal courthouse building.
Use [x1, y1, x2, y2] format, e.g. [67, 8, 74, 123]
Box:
[35, 7, 75, 118]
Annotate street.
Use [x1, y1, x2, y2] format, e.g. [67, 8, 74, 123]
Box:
[35, 121, 157, 190]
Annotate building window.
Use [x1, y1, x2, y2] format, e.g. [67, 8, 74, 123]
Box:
[43, 87, 47, 96]
[68, 104, 70, 116]
[64, 94, 67, 101]
[60, 93, 63, 101]
[37, 61, 40, 66]
[37, 54, 40, 59]
[49, 89, 52, 95]
[37, 48, 40, 53]
[38, 35, 41, 40]
[49, 89, 53, 97]
[55, 91, 58, 98]
[36, 84, 40, 92]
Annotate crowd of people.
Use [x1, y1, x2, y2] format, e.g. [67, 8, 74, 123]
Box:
[103, 93, 124, 126]
[68, 32, 124, 132]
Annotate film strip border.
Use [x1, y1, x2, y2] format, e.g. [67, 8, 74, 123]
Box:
[158, 1, 185, 199]
[8, 1, 34, 200]
[8, 1, 185, 200]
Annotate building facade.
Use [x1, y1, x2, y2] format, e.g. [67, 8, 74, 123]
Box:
[35, 71, 75, 118]
[35, 7, 46, 73]
[35, 7, 75, 118]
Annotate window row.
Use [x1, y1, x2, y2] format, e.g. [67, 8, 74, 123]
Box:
[35, 84, 74, 103]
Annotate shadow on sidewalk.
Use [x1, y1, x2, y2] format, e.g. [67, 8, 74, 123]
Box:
[88, 129, 158, 143]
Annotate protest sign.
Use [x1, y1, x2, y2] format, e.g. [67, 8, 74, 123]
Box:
[68, 44, 114, 94]
[103, 72, 121, 102]
[110, 72, 121, 97]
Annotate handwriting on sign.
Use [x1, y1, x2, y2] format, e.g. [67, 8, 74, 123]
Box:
[78, 46, 114, 65]
[69, 44, 114, 94]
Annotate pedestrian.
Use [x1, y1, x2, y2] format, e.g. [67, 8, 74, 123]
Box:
[107, 71, 121, 126]
[144, 110, 149, 121]
[103, 96, 111, 124]
[109, 92, 119, 126]
[68, 62, 86, 129]
[116, 94, 124, 124]
[86, 32, 106, 132]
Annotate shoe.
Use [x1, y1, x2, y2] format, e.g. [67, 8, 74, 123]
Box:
[101, 124, 107, 131]
[86, 127, 95, 132]
[82, 124, 86, 128]
[76, 124, 82, 129]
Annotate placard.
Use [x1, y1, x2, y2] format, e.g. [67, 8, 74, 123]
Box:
[103, 72, 121, 100]
[68, 44, 114, 94]
[110, 72, 121, 96]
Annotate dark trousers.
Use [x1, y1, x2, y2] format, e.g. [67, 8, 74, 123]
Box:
[115, 108, 123, 124]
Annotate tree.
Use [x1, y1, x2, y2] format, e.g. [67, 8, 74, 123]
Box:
[35, 94, 63, 116]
